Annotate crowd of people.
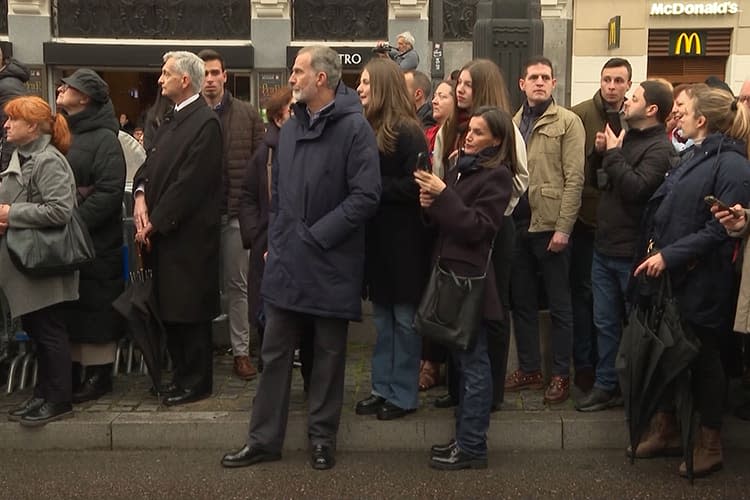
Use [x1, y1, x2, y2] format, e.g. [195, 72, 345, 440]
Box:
[1, 42, 749, 478]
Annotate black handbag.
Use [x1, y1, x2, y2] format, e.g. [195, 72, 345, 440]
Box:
[5, 173, 95, 277]
[413, 243, 493, 351]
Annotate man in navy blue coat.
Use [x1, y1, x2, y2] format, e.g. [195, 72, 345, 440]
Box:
[221, 45, 381, 471]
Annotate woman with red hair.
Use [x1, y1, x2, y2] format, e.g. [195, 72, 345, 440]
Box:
[0, 95, 80, 426]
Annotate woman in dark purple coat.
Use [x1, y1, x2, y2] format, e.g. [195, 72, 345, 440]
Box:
[414, 106, 515, 470]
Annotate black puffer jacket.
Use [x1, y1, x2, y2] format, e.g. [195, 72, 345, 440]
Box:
[63, 99, 126, 344]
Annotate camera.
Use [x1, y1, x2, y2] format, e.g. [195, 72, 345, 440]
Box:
[372, 43, 393, 54]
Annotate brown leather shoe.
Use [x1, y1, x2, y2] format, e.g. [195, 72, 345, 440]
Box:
[504, 369, 544, 392]
[233, 356, 258, 380]
[544, 375, 570, 404]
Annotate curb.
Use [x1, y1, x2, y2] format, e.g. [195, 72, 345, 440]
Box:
[2, 411, 749, 452]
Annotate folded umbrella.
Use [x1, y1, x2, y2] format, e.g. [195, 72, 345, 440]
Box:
[112, 243, 165, 398]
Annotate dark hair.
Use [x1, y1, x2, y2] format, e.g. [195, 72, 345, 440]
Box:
[471, 106, 518, 175]
[601, 57, 632, 81]
[450, 69, 460, 82]
[266, 87, 292, 128]
[198, 48, 225, 72]
[673, 83, 691, 99]
[704, 76, 733, 96]
[405, 70, 432, 98]
[521, 56, 554, 79]
[641, 80, 674, 124]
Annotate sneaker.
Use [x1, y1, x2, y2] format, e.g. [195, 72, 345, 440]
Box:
[504, 369, 544, 392]
[543, 375, 570, 404]
[429, 445, 487, 471]
[575, 387, 623, 412]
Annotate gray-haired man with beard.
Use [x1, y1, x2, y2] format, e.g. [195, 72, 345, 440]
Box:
[221, 45, 381, 471]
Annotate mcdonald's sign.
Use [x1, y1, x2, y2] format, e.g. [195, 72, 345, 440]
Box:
[670, 31, 706, 56]
[608, 16, 621, 50]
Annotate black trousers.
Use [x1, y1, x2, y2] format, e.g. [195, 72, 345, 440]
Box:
[165, 320, 213, 392]
[21, 303, 71, 404]
[690, 323, 726, 430]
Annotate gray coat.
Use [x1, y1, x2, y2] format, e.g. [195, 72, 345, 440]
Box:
[0, 135, 79, 318]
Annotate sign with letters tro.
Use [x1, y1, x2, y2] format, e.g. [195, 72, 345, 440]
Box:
[608, 16, 621, 50]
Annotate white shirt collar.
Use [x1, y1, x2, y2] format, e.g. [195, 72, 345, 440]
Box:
[174, 93, 201, 113]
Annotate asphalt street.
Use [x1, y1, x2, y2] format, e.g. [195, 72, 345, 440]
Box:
[1, 449, 748, 499]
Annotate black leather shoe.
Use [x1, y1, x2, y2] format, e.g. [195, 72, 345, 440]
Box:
[355, 395, 386, 415]
[8, 397, 45, 422]
[150, 382, 180, 398]
[434, 393, 458, 409]
[376, 401, 416, 421]
[163, 388, 211, 407]
[311, 444, 335, 470]
[19, 402, 73, 427]
[430, 439, 457, 458]
[73, 365, 113, 404]
[429, 445, 487, 470]
[221, 444, 281, 468]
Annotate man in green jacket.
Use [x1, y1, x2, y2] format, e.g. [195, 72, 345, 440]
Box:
[569, 58, 632, 392]
[506, 57, 585, 405]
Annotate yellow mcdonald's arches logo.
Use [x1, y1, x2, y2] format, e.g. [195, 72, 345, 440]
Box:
[609, 22, 617, 46]
[608, 16, 620, 49]
[675, 32, 702, 55]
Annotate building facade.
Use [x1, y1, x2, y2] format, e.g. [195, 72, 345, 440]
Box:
[0, 0, 575, 122]
[571, 0, 748, 105]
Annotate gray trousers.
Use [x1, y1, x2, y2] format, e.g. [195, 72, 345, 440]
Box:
[222, 217, 251, 356]
[247, 303, 348, 453]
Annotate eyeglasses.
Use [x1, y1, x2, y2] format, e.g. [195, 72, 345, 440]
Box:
[57, 83, 70, 93]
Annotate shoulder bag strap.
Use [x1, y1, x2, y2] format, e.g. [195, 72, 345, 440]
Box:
[266, 147, 273, 202]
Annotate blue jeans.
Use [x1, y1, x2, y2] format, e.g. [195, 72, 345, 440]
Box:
[591, 251, 632, 391]
[454, 323, 492, 458]
[570, 220, 595, 370]
[371, 303, 421, 410]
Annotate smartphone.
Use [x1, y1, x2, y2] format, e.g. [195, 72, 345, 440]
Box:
[415, 151, 431, 173]
[704, 195, 740, 217]
[606, 110, 623, 137]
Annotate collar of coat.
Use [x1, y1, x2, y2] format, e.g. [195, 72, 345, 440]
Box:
[1, 134, 51, 178]
[593, 89, 627, 117]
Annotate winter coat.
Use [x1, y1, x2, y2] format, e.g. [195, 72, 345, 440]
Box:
[62, 100, 126, 344]
[571, 90, 628, 227]
[513, 101, 585, 235]
[261, 84, 381, 321]
[729, 208, 750, 333]
[238, 123, 278, 327]
[365, 121, 431, 306]
[646, 133, 750, 330]
[388, 48, 419, 71]
[595, 124, 675, 258]
[0, 59, 30, 171]
[416, 102, 436, 129]
[0, 135, 79, 318]
[133, 98, 222, 323]
[215, 91, 265, 217]
[427, 149, 513, 321]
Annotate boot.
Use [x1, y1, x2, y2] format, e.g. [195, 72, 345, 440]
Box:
[627, 412, 681, 458]
[71, 362, 83, 393]
[679, 426, 723, 478]
[72, 364, 113, 404]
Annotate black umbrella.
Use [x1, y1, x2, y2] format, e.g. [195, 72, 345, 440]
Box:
[616, 296, 666, 463]
[618, 275, 701, 477]
[112, 243, 165, 398]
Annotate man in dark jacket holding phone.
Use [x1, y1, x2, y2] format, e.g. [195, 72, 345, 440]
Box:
[576, 79, 676, 412]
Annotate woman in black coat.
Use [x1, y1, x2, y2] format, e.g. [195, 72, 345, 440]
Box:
[634, 84, 750, 478]
[238, 87, 301, 376]
[414, 106, 515, 470]
[353, 58, 430, 420]
[55, 69, 126, 403]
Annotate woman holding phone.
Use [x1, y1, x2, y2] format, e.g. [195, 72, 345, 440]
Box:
[415, 106, 515, 470]
[354, 58, 431, 420]
[634, 84, 750, 478]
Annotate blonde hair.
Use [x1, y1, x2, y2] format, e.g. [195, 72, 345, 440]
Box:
[688, 83, 750, 156]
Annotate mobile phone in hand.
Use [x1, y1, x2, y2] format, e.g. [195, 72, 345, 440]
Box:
[415, 151, 431, 173]
[606, 110, 622, 137]
[704, 195, 740, 217]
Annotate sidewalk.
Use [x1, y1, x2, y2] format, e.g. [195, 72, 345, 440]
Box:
[2, 318, 749, 451]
